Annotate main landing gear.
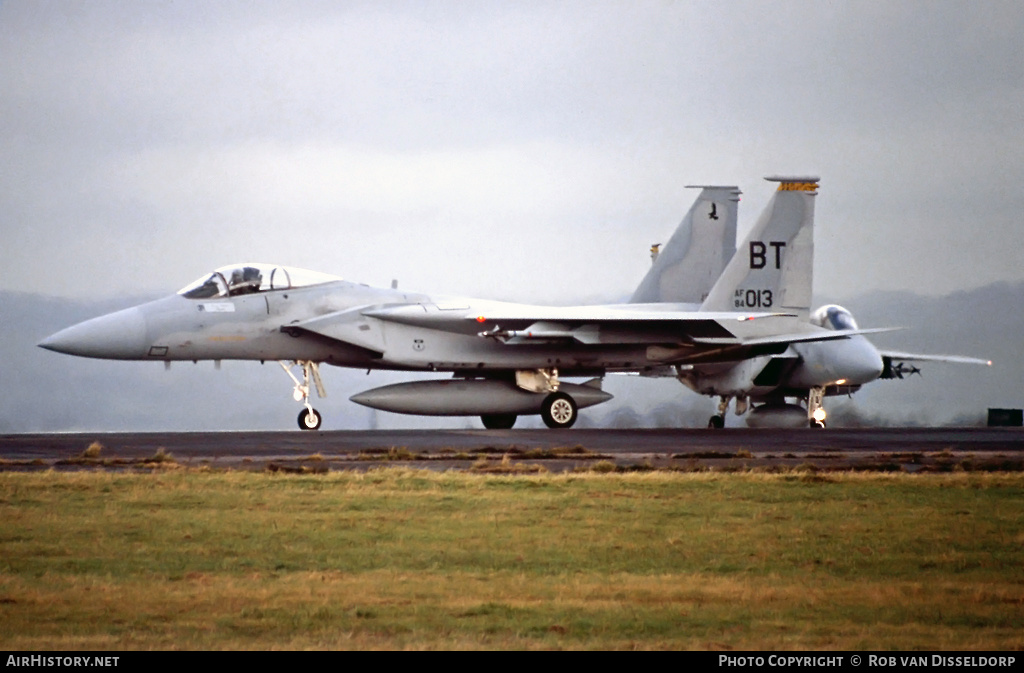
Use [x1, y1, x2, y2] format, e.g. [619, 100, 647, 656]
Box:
[280, 360, 326, 431]
[707, 395, 747, 429]
[503, 368, 578, 430]
[541, 392, 578, 429]
[481, 413, 517, 430]
[707, 392, 831, 429]
[477, 392, 579, 430]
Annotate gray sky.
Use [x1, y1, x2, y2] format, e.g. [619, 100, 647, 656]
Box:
[3, 0, 1023, 305]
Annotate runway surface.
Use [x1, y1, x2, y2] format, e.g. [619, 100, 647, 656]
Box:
[2, 427, 1023, 472]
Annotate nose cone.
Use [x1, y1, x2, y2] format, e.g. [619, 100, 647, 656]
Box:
[790, 336, 885, 388]
[841, 337, 885, 385]
[39, 307, 149, 360]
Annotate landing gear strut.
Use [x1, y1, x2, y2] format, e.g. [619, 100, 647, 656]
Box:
[280, 360, 326, 431]
[708, 395, 730, 429]
[807, 386, 826, 429]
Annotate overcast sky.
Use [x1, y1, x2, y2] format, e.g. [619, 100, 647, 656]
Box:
[3, 0, 1022, 306]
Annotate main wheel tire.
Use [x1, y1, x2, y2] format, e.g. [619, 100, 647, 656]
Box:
[810, 419, 826, 429]
[541, 392, 577, 429]
[298, 408, 322, 431]
[481, 413, 517, 430]
[708, 415, 725, 429]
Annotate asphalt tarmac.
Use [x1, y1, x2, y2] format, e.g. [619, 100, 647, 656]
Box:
[2, 427, 1023, 472]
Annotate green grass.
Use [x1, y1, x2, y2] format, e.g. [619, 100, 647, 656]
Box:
[0, 469, 1022, 649]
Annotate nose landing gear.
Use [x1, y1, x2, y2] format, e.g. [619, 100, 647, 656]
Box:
[280, 360, 327, 430]
[808, 386, 827, 429]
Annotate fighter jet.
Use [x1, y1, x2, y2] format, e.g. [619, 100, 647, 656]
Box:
[39, 176, 987, 430]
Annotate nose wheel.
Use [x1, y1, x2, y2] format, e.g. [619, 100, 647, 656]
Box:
[280, 360, 327, 431]
[298, 408, 323, 431]
[807, 386, 827, 429]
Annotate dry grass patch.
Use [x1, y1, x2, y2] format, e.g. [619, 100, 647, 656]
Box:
[0, 470, 1021, 649]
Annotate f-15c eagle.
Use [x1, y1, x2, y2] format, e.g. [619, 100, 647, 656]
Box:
[40, 176, 989, 430]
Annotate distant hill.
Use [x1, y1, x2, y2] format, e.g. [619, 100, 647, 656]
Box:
[1, 282, 1019, 432]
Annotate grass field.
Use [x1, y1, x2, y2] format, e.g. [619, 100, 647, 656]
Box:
[1, 468, 1022, 650]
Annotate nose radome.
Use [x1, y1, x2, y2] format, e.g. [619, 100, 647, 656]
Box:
[846, 341, 885, 385]
[38, 307, 149, 360]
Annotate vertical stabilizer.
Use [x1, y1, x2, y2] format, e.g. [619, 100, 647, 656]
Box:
[700, 176, 818, 320]
[629, 186, 740, 304]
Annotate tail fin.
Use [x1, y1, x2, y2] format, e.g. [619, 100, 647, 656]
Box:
[629, 185, 740, 304]
[700, 176, 818, 320]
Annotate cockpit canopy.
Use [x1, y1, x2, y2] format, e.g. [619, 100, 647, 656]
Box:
[810, 304, 859, 331]
[178, 263, 342, 299]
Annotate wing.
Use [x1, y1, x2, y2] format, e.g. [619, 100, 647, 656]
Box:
[359, 301, 893, 365]
[879, 350, 992, 379]
[363, 301, 792, 344]
[281, 294, 904, 369]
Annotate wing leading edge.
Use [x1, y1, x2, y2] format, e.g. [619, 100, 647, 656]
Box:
[286, 300, 898, 368]
[879, 350, 992, 380]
